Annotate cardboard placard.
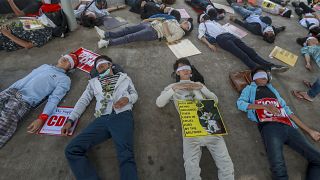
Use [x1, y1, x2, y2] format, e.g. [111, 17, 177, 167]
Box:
[176, 9, 191, 19]
[223, 23, 248, 39]
[39, 107, 79, 136]
[178, 100, 227, 137]
[167, 39, 201, 59]
[269, 46, 298, 67]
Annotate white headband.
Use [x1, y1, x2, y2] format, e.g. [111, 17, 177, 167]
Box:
[253, 71, 268, 81]
[176, 65, 191, 72]
[307, 36, 317, 42]
[206, 5, 214, 14]
[187, 21, 192, 31]
[309, 24, 318, 30]
[63, 55, 75, 69]
[168, 7, 174, 15]
[263, 26, 274, 34]
[96, 60, 111, 68]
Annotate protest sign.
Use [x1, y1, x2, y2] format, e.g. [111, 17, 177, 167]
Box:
[223, 23, 248, 39]
[39, 107, 78, 136]
[178, 100, 227, 137]
[168, 39, 201, 59]
[269, 46, 298, 67]
[74, 47, 100, 73]
[255, 98, 292, 126]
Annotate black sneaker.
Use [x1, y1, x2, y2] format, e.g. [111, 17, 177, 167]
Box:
[270, 65, 289, 73]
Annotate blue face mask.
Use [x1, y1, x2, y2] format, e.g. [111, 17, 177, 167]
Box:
[99, 68, 110, 78]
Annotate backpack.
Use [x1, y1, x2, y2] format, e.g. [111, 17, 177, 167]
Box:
[90, 64, 125, 79]
[40, 4, 69, 37]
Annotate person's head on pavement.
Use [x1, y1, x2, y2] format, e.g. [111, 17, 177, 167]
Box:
[180, 18, 193, 35]
[306, 36, 319, 46]
[263, 26, 275, 43]
[94, 55, 114, 76]
[58, 53, 79, 71]
[197, 13, 210, 23]
[173, 58, 204, 83]
[251, 67, 270, 86]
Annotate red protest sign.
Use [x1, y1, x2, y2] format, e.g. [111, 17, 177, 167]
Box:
[255, 98, 292, 126]
[74, 47, 100, 73]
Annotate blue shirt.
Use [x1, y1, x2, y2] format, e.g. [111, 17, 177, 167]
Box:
[237, 82, 297, 128]
[6, 64, 71, 116]
[245, 14, 268, 32]
[149, 14, 176, 20]
[301, 45, 320, 68]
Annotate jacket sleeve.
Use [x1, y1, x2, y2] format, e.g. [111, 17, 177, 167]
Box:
[237, 85, 251, 112]
[125, 77, 138, 104]
[42, 77, 71, 116]
[68, 83, 95, 121]
[156, 85, 175, 108]
[199, 83, 219, 103]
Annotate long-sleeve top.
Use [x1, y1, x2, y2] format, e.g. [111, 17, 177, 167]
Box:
[5, 64, 71, 116]
[74, 3, 109, 19]
[198, 20, 227, 39]
[236, 82, 297, 128]
[68, 73, 138, 122]
[151, 19, 185, 42]
[235, 14, 267, 35]
[156, 80, 218, 112]
[301, 45, 320, 67]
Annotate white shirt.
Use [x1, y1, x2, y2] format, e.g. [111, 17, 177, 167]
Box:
[74, 3, 109, 19]
[198, 20, 228, 39]
[299, 17, 320, 28]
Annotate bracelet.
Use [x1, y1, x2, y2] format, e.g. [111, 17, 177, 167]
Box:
[38, 114, 49, 121]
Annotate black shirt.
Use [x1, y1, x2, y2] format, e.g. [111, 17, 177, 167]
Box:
[0, 0, 41, 14]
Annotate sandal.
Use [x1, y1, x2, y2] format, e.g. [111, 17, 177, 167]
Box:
[291, 90, 313, 102]
[303, 80, 312, 88]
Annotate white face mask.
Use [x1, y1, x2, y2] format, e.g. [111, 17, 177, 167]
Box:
[99, 68, 111, 77]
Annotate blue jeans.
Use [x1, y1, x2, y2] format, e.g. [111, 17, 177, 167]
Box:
[105, 22, 158, 46]
[189, 0, 210, 10]
[231, 4, 262, 18]
[307, 78, 320, 98]
[216, 33, 273, 70]
[260, 123, 320, 180]
[65, 110, 138, 180]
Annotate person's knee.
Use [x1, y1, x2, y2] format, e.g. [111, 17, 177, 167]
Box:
[65, 141, 85, 159]
[117, 147, 135, 163]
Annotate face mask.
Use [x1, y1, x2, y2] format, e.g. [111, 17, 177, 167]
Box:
[99, 68, 110, 77]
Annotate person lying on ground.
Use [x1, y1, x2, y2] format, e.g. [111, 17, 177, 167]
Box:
[227, 0, 285, 43]
[185, 0, 226, 21]
[94, 18, 193, 48]
[156, 58, 235, 180]
[254, 0, 292, 18]
[292, 78, 320, 102]
[75, 0, 126, 28]
[62, 55, 139, 180]
[268, 0, 290, 6]
[197, 13, 288, 72]
[237, 67, 320, 180]
[0, 22, 53, 52]
[292, 1, 320, 30]
[301, 37, 320, 71]
[0, 54, 78, 148]
[296, 26, 320, 46]
[0, 0, 42, 16]
[138, 0, 181, 21]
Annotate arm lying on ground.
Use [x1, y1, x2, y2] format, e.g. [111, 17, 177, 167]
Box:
[156, 85, 175, 107]
[0, 27, 33, 49]
[7, 0, 25, 16]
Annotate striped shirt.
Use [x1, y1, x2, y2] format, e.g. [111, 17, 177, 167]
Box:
[98, 73, 120, 95]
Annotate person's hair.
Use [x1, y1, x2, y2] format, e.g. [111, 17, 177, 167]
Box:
[182, 18, 193, 36]
[170, 9, 181, 22]
[80, 15, 96, 28]
[282, 9, 292, 18]
[197, 13, 210, 24]
[207, 8, 218, 20]
[94, 55, 113, 69]
[251, 66, 270, 82]
[263, 33, 275, 43]
[172, 58, 205, 84]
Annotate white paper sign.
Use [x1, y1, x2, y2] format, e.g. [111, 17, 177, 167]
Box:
[223, 23, 248, 39]
[168, 39, 201, 59]
[39, 107, 78, 136]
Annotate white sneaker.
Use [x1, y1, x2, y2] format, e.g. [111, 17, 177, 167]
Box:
[94, 26, 105, 39]
[98, 39, 109, 49]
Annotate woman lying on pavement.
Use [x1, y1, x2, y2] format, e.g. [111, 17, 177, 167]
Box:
[94, 17, 193, 49]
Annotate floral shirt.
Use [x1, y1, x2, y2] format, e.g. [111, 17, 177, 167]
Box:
[0, 26, 52, 52]
[301, 45, 320, 68]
